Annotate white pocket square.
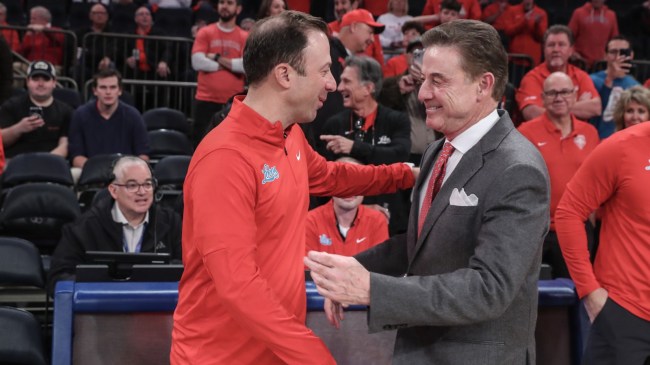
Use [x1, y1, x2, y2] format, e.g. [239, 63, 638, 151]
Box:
[449, 188, 479, 206]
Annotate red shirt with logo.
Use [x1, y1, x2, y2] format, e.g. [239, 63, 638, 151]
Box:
[171, 96, 415, 364]
[518, 113, 599, 230]
[306, 200, 389, 256]
[556, 122, 650, 321]
[516, 63, 598, 113]
[192, 23, 248, 104]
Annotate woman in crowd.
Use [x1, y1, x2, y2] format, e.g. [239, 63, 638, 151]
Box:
[613, 86, 650, 131]
[256, 0, 288, 19]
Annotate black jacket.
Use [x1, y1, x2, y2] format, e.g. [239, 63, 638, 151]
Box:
[321, 104, 411, 164]
[321, 104, 411, 235]
[47, 195, 182, 292]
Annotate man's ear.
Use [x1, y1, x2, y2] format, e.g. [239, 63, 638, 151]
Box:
[274, 64, 292, 89]
[108, 184, 118, 200]
[477, 72, 495, 100]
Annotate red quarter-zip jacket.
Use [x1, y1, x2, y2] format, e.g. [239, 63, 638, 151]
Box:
[171, 97, 414, 364]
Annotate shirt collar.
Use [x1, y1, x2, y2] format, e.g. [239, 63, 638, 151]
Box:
[447, 109, 500, 154]
[111, 201, 149, 228]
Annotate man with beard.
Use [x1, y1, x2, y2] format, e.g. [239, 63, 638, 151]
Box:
[191, 0, 248, 146]
[171, 11, 416, 364]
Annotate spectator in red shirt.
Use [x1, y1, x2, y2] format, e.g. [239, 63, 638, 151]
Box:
[556, 121, 650, 365]
[383, 21, 424, 78]
[0, 2, 20, 52]
[421, 0, 481, 28]
[306, 157, 390, 257]
[328, 0, 385, 66]
[516, 25, 601, 121]
[501, 0, 548, 66]
[568, 0, 619, 68]
[518, 71, 599, 278]
[20, 6, 65, 66]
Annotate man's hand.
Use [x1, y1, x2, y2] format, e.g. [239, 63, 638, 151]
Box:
[16, 115, 45, 134]
[399, 74, 417, 94]
[321, 135, 354, 155]
[584, 287, 608, 323]
[304, 251, 371, 306]
[324, 297, 345, 329]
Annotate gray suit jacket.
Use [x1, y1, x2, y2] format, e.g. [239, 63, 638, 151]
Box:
[356, 111, 550, 365]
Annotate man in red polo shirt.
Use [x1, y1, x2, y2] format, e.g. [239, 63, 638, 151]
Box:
[516, 25, 601, 121]
[306, 157, 389, 256]
[518, 71, 599, 278]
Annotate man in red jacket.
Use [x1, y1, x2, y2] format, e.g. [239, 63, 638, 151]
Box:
[556, 122, 650, 365]
[170, 10, 416, 365]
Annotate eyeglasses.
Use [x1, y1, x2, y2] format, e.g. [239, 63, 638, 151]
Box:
[91, 11, 108, 15]
[542, 88, 575, 99]
[112, 181, 155, 193]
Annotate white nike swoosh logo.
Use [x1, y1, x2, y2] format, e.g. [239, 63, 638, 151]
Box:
[356, 237, 367, 243]
[537, 142, 547, 146]
[296, 151, 301, 160]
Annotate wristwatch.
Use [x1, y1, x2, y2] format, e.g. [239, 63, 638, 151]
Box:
[214, 53, 221, 61]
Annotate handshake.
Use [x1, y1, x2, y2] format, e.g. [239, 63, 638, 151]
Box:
[304, 251, 371, 328]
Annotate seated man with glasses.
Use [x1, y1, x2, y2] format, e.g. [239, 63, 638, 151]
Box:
[48, 156, 182, 293]
[320, 55, 411, 234]
[590, 35, 641, 139]
[518, 71, 599, 278]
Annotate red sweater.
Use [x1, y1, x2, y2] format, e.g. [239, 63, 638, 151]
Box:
[306, 200, 389, 256]
[501, 4, 547, 66]
[518, 113, 599, 230]
[171, 97, 415, 364]
[568, 3, 618, 67]
[555, 122, 650, 321]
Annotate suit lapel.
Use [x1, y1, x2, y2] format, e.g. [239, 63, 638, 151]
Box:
[409, 112, 515, 262]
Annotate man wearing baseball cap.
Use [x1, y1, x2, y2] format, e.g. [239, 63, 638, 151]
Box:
[0, 60, 72, 158]
[308, 8, 386, 153]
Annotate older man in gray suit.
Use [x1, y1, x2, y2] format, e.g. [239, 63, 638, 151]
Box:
[305, 20, 550, 365]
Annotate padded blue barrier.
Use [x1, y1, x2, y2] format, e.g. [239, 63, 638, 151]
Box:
[53, 279, 582, 365]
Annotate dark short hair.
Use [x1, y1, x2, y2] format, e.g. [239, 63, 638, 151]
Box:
[401, 21, 425, 36]
[543, 25, 574, 46]
[344, 55, 383, 99]
[93, 69, 123, 89]
[243, 10, 328, 86]
[421, 20, 507, 101]
[606, 35, 632, 52]
[441, 0, 461, 12]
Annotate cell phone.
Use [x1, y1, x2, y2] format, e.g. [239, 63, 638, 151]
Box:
[412, 49, 424, 66]
[620, 48, 632, 57]
[29, 106, 43, 119]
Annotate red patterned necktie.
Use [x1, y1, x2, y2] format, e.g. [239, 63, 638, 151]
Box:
[418, 142, 455, 234]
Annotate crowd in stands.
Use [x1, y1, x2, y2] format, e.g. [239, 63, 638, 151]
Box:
[0, 0, 650, 361]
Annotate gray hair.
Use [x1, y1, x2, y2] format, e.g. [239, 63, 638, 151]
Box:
[30, 6, 52, 22]
[344, 55, 383, 100]
[112, 156, 151, 182]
